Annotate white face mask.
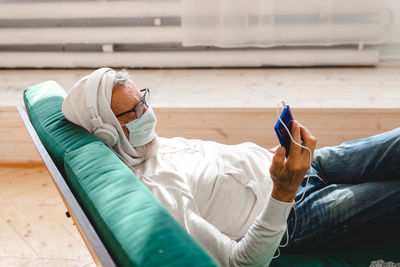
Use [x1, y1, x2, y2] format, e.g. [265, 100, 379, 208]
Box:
[124, 107, 157, 147]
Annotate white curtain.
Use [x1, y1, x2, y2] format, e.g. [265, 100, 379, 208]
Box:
[181, 0, 400, 48]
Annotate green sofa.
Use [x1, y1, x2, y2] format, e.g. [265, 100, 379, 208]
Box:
[22, 81, 400, 267]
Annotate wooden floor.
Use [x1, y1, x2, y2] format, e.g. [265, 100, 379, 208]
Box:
[0, 108, 95, 266]
[0, 166, 95, 267]
[1, 66, 400, 108]
[1, 67, 400, 266]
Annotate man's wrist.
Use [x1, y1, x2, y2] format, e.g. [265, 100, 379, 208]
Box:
[271, 186, 296, 203]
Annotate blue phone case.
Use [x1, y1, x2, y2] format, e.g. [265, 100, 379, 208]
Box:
[274, 105, 294, 157]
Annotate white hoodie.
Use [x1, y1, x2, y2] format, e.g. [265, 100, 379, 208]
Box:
[133, 137, 293, 267]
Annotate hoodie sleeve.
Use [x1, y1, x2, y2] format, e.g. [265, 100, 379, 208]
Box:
[150, 184, 293, 267]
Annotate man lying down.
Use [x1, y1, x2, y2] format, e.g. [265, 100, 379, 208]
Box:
[62, 68, 400, 267]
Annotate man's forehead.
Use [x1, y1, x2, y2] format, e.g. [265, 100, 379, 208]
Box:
[111, 80, 141, 112]
[112, 80, 130, 95]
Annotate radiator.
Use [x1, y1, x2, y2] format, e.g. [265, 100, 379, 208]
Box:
[0, 0, 392, 68]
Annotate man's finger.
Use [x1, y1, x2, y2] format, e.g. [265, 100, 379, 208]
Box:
[269, 145, 280, 154]
[298, 122, 317, 151]
[289, 120, 301, 156]
[269, 146, 285, 177]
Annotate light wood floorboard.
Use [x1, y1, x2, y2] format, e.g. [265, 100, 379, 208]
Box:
[1, 67, 400, 108]
[0, 107, 41, 164]
[0, 166, 95, 266]
[154, 107, 400, 148]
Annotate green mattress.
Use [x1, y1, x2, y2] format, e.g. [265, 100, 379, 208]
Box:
[24, 80, 400, 267]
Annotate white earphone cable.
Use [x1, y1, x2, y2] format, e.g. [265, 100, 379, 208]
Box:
[275, 100, 312, 204]
[274, 100, 312, 254]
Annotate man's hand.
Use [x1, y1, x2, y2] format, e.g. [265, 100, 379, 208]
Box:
[269, 120, 317, 203]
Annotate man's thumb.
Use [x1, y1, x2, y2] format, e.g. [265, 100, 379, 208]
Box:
[270, 146, 285, 176]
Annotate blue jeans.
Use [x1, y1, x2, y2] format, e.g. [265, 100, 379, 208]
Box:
[282, 127, 400, 248]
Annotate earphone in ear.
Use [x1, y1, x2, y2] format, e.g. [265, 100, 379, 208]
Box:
[85, 68, 120, 147]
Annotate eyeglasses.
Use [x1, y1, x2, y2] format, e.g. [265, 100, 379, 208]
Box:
[116, 88, 150, 119]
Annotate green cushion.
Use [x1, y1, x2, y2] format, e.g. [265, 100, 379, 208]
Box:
[24, 81, 219, 267]
[271, 220, 400, 267]
[23, 80, 100, 171]
[271, 238, 400, 267]
[64, 143, 217, 267]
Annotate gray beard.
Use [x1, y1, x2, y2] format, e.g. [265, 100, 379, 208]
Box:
[134, 136, 159, 160]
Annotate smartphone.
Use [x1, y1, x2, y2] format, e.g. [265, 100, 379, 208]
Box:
[274, 105, 294, 157]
